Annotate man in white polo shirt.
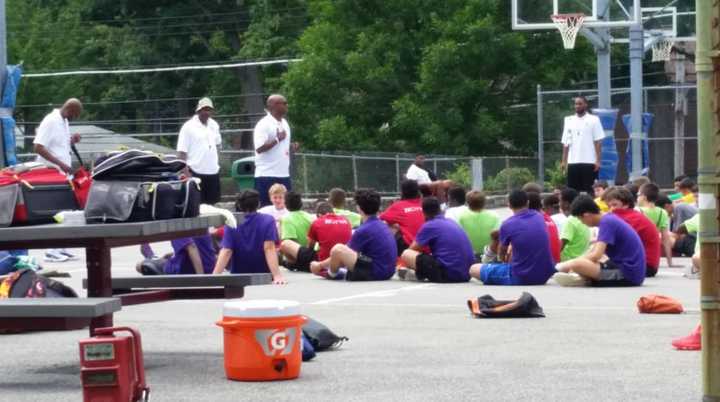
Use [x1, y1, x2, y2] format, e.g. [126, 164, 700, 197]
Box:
[33, 98, 83, 262]
[177, 97, 222, 204]
[253, 94, 297, 207]
[560, 96, 604, 194]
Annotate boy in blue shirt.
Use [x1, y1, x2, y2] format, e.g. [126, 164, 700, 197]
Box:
[212, 189, 286, 284]
[136, 236, 216, 275]
[399, 197, 474, 282]
[310, 188, 397, 281]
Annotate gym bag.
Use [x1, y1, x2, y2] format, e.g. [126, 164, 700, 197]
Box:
[302, 317, 348, 351]
[637, 294, 684, 314]
[0, 268, 78, 298]
[91, 149, 186, 182]
[467, 292, 545, 318]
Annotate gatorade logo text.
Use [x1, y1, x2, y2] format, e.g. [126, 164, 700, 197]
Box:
[255, 328, 297, 356]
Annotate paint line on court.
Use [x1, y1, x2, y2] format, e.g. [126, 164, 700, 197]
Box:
[310, 283, 436, 305]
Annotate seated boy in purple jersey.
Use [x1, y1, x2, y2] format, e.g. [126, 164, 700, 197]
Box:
[212, 189, 286, 285]
[554, 195, 645, 287]
[469, 190, 555, 285]
[310, 188, 397, 281]
[398, 197, 474, 282]
[136, 235, 217, 275]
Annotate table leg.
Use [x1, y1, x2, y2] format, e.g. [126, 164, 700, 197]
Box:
[87, 243, 113, 334]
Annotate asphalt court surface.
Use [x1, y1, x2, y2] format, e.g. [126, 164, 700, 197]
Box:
[0, 210, 704, 402]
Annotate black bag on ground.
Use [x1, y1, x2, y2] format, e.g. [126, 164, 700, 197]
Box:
[467, 292, 545, 318]
[302, 317, 348, 351]
[0, 268, 78, 298]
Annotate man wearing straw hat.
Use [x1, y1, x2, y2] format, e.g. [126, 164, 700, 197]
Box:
[177, 97, 222, 204]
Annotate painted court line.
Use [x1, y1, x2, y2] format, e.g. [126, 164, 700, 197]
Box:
[310, 283, 436, 305]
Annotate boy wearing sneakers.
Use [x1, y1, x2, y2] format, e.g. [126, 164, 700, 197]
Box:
[457, 190, 500, 258]
[380, 179, 425, 255]
[469, 190, 555, 286]
[279, 191, 315, 271]
[604, 187, 661, 277]
[399, 197, 474, 283]
[328, 187, 361, 228]
[638, 183, 677, 267]
[212, 190, 286, 284]
[555, 195, 645, 287]
[310, 189, 397, 281]
[280, 202, 351, 272]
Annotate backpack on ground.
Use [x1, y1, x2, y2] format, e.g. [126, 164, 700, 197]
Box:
[302, 317, 348, 351]
[467, 292, 545, 318]
[0, 268, 77, 298]
[637, 294, 684, 314]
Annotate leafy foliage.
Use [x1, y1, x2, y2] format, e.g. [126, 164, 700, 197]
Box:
[484, 167, 535, 192]
[446, 162, 471, 189]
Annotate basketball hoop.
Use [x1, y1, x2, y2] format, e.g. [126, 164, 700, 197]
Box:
[551, 13, 585, 50]
[651, 38, 673, 62]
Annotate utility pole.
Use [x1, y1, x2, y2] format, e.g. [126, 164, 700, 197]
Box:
[0, 0, 7, 168]
[696, 0, 720, 399]
[628, 23, 644, 180]
[673, 52, 686, 179]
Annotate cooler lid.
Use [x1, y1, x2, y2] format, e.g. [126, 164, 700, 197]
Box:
[223, 299, 301, 318]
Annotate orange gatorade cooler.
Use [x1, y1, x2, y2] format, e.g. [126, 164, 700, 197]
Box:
[216, 300, 306, 381]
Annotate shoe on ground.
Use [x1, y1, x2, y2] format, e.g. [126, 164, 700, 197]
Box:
[553, 272, 589, 287]
[44, 251, 69, 263]
[672, 325, 701, 351]
[326, 268, 347, 280]
[397, 268, 417, 281]
[57, 249, 79, 261]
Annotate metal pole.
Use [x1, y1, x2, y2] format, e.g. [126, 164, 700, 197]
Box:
[352, 154, 358, 190]
[537, 84, 545, 187]
[302, 153, 308, 194]
[0, 0, 7, 168]
[628, 23, 644, 180]
[596, 0, 611, 109]
[505, 156, 510, 193]
[395, 154, 400, 194]
[696, 0, 720, 398]
[673, 53, 686, 179]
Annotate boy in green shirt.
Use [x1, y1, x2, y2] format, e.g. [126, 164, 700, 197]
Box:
[329, 187, 361, 228]
[278, 191, 315, 271]
[457, 190, 500, 258]
[638, 183, 676, 267]
[557, 190, 590, 261]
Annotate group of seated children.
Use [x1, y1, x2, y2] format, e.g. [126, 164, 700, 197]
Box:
[137, 173, 698, 289]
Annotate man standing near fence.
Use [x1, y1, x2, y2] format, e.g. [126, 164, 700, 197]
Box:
[253, 94, 298, 207]
[560, 96, 604, 194]
[177, 97, 222, 204]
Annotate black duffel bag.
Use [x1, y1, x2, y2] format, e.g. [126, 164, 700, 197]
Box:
[92, 149, 186, 182]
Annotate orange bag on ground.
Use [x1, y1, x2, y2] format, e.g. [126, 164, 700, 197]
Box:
[637, 294, 684, 314]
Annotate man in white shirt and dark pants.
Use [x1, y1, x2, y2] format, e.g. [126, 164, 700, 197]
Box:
[253, 94, 297, 207]
[560, 96, 605, 194]
[33, 98, 83, 262]
[177, 97, 222, 204]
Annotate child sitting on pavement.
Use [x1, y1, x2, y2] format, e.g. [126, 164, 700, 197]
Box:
[380, 179, 425, 255]
[398, 197, 474, 283]
[603, 186, 661, 277]
[555, 195, 645, 287]
[444, 186, 469, 222]
[278, 191, 315, 271]
[212, 189, 286, 284]
[257, 183, 289, 227]
[469, 190, 555, 286]
[457, 190, 500, 260]
[280, 202, 351, 273]
[137, 235, 217, 275]
[558, 189, 591, 261]
[310, 189, 397, 281]
[593, 181, 610, 213]
[328, 187, 361, 228]
[638, 183, 678, 268]
[527, 191, 561, 263]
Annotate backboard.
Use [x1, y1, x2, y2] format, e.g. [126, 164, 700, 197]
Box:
[511, 0, 641, 30]
[610, 1, 696, 43]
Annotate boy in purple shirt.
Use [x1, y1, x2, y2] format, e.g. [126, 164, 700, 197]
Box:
[469, 190, 555, 285]
[212, 189, 286, 284]
[136, 235, 217, 275]
[555, 195, 645, 286]
[310, 188, 397, 281]
[399, 197, 473, 282]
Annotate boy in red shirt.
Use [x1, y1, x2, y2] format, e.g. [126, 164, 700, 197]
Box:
[527, 191, 561, 263]
[604, 186, 661, 277]
[280, 202, 351, 272]
[380, 179, 425, 255]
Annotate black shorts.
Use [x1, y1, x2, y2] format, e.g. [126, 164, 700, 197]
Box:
[591, 260, 635, 287]
[286, 246, 316, 272]
[415, 254, 451, 283]
[645, 264, 658, 278]
[139, 258, 168, 276]
[673, 234, 696, 257]
[395, 233, 409, 256]
[191, 170, 221, 204]
[346, 253, 375, 281]
[567, 163, 596, 194]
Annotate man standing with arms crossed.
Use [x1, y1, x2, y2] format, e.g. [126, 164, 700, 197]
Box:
[33, 98, 83, 262]
[560, 96, 604, 194]
[253, 94, 298, 207]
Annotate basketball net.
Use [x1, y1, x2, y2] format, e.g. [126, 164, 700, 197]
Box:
[651, 38, 673, 62]
[551, 13, 585, 50]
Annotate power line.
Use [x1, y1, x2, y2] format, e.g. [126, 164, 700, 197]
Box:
[23, 58, 302, 78]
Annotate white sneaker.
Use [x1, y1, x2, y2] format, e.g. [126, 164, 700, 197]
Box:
[397, 268, 417, 281]
[57, 249, 79, 261]
[553, 272, 589, 287]
[44, 250, 69, 263]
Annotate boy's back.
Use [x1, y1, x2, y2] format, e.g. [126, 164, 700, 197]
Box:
[309, 213, 352, 260]
[458, 209, 500, 254]
[560, 215, 591, 261]
[379, 198, 424, 245]
[416, 216, 474, 282]
[349, 216, 398, 280]
[281, 210, 315, 247]
[641, 205, 669, 232]
[222, 213, 278, 274]
[598, 213, 646, 285]
[500, 209, 555, 285]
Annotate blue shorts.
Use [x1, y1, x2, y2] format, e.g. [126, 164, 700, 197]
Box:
[254, 176, 292, 207]
[480, 263, 521, 286]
